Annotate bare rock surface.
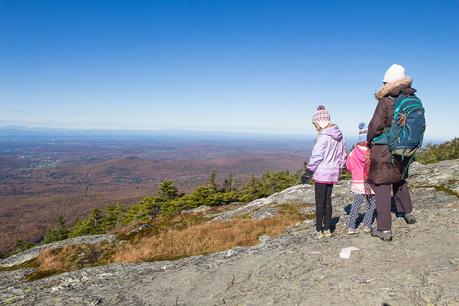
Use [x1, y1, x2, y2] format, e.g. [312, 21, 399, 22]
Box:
[181, 205, 212, 215]
[1, 160, 458, 305]
[409, 160, 459, 196]
[210, 183, 328, 222]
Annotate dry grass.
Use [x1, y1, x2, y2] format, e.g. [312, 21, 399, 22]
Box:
[29, 204, 309, 279]
[114, 214, 206, 242]
[113, 211, 303, 263]
[112, 204, 244, 241]
[29, 241, 115, 281]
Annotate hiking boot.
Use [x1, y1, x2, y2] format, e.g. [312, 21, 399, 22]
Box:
[370, 228, 392, 241]
[315, 231, 325, 239]
[362, 226, 372, 233]
[404, 213, 417, 224]
[323, 229, 332, 238]
[347, 228, 359, 235]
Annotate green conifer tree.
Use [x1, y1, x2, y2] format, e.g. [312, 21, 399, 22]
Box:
[43, 216, 69, 243]
[222, 174, 234, 192]
[101, 204, 124, 231]
[207, 169, 218, 191]
[158, 180, 178, 200]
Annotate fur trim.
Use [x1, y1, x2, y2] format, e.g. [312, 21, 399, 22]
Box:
[375, 76, 413, 100]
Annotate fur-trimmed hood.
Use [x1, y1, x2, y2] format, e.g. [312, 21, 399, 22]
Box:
[375, 76, 414, 99]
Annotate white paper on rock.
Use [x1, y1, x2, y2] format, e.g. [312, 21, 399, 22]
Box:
[339, 246, 359, 259]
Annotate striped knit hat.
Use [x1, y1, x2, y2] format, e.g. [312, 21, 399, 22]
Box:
[312, 105, 331, 127]
[358, 122, 368, 143]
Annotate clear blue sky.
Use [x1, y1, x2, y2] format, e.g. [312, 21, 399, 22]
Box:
[1, 0, 458, 141]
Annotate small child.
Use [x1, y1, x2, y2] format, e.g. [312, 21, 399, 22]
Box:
[346, 122, 376, 234]
[303, 105, 347, 239]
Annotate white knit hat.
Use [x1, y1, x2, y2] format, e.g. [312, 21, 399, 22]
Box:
[383, 64, 406, 83]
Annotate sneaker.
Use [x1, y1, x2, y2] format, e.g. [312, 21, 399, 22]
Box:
[404, 213, 417, 224]
[323, 229, 332, 238]
[362, 226, 372, 233]
[315, 231, 325, 239]
[370, 228, 392, 241]
[347, 228, 359, 235]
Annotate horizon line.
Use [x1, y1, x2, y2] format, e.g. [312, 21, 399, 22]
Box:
[0, 124, 316, 138]
[0, 124, 452, 144]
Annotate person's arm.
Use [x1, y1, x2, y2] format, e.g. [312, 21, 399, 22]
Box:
[346, 150, 354, 172]
[340, 138, 347, 169]
[307, 135, 327, 173]
[367, 99, 387, 144]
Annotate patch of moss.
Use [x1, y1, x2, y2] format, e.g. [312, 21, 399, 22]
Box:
[434, 185, 459, 198]
[302, 213, 316, 220]
[0, 258, 38, 273]
[2, 296, 18, 304]
[277, 204, 315, 220]
[26, 269, 63, 282]
[411, 183, 459, 198]
[145, 254, 190, 262]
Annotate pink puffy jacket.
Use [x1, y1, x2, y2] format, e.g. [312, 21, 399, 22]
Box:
[346, 145, 374, 194]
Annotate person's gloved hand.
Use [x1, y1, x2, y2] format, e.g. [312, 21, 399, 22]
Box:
[300, 168, 314, 184]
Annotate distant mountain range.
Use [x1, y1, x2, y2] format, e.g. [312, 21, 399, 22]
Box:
[0, 125, 445, 145]
[0, 125, 315, 141]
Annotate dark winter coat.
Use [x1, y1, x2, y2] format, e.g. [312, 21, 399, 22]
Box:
[367, 77, 417, 185]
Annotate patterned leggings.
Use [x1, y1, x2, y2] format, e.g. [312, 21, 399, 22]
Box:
[347, 193, 376, 229]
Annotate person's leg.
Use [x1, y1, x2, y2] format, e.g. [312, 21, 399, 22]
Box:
[363, 195, 376, 228]
[369, 183, 392, 231]
[323, 184, 333, 231]
[347, 193, 363, 229]
[393, 180, 413, 214]
[315, 183, 327, 232]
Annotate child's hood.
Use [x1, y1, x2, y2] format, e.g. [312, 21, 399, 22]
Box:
[320, 125, 343, 141]
[351, 145, 368, 163]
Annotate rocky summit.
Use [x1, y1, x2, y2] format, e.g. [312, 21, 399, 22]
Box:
[1, 160, 458, 305]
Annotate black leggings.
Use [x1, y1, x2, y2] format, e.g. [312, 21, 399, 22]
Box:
[315, 183, 333, 231]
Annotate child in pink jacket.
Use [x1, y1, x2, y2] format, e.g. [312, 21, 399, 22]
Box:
[346, 123, 375, 234]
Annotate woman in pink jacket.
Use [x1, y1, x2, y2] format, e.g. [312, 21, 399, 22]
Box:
[346, 123, 375, 234]
[303, 105, 347, 239]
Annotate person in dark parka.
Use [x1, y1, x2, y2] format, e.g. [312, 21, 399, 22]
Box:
[367, 64, 417, 241]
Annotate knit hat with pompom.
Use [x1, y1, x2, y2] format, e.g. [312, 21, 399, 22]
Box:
[312, 105, 331, 128]
[358, 122, 368, 143]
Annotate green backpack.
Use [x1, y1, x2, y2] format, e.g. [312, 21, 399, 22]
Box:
[373, 94, 426, 157]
